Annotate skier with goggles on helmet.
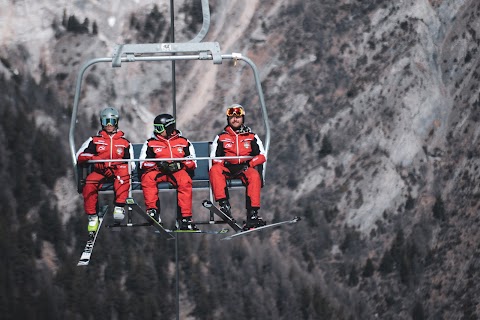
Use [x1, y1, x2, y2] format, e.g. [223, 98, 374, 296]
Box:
[209, 104, 267, 230]
[139, 114, 198, 230]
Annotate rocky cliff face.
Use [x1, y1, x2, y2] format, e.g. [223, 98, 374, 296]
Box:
[2, 0, 480, 318]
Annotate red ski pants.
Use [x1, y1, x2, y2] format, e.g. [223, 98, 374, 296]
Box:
[82, 164, 130, 214]
[209, 164, 262, 208]
[141, 169, 193, 217]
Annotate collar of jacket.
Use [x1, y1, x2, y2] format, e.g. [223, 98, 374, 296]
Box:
[98, 129, 124, 138]
[224, 125, 251, 135]
[153, 129, 180, 141]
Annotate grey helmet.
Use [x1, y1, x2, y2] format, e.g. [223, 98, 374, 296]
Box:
[100, 107, 119, 128]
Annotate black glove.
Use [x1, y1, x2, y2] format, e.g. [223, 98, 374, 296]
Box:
[157, 161, 169, 172]
[167, 162, 183, 173]
[226, 161, 250, 175]
[103, 167, 115, 178]
[158, 161, 183, 173]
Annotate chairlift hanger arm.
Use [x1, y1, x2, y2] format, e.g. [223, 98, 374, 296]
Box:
[189, 0, 211, 43]
[69, 52, 270, 168]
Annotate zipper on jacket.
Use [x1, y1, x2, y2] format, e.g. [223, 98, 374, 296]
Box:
[108, 135, 113, 167]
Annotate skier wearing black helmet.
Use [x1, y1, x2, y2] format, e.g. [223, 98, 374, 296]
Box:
[139, 114, 198, 230]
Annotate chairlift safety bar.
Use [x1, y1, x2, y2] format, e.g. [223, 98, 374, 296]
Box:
[87, 156, 253, 164]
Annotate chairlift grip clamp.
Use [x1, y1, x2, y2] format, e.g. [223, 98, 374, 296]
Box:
[232, 52, 242, 66]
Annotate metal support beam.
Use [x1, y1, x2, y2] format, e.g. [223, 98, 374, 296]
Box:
[189, 0, 211, 43]
[112, 42, 222, 67]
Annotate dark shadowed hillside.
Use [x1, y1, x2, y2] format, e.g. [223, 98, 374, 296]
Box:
[1, 0, 480, 319]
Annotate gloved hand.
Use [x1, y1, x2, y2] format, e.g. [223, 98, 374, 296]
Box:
[92, 156, 106, 171]
[158, 161, 183, 173]
[225, 161, 250, 175]
[167, 162, 183, 173]
[103, 167, 115, 178]
[157, 161, 170, 172]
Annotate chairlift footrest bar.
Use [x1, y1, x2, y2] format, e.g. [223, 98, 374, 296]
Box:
[192, 220, 228, 225]
[105, 222, 153, 228]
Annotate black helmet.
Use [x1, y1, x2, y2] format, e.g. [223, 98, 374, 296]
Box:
[154, 114, 176, 136]
[100, 107, 119, 128]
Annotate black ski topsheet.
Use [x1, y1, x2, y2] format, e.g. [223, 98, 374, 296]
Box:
[202, 200, 243, 232]
[220, 216, 301, 241]
[77, 205, 108, 266]
[125, 198, 174, 239]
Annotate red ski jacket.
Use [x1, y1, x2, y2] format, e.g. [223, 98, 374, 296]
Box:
[139, 130, 197, 172]
[76, 130, 134, 169]
[210, 125, 266, 167]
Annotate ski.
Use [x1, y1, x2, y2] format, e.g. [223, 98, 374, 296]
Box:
[202, 200, 243, 232]
[77, 205, 108, 266]
[158, 228, 230, 235]
[125, 198, 175, 239]
[220, 216, 301, 241]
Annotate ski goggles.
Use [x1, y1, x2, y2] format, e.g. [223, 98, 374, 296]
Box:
[226, 106, 245, 117]
[154, 124, 166, 134]
[101, 118, 118, 126]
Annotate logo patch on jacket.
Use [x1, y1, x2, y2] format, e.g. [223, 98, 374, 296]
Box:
[116, 147, 123, 155]
[177, 147, 184, 154]
[244, 142, 251, 149]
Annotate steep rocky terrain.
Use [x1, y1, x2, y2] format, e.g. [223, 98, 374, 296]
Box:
[1, 0, 480, 319]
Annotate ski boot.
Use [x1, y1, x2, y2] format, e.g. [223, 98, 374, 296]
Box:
[146, 208, 161, 224]
[219, 199, 233, 220]
[87, 214, 99, 237]
[113, 206, 125, 221]
[176, 216, 199, 231]
[243, 209, 266, 231]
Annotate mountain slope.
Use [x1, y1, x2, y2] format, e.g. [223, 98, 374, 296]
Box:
[1, 0, 480, 319]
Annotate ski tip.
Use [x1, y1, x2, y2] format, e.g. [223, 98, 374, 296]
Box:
[293, 216, 301, 222]
[77, 260, 89, 266]
[202, 200, 213, 207]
